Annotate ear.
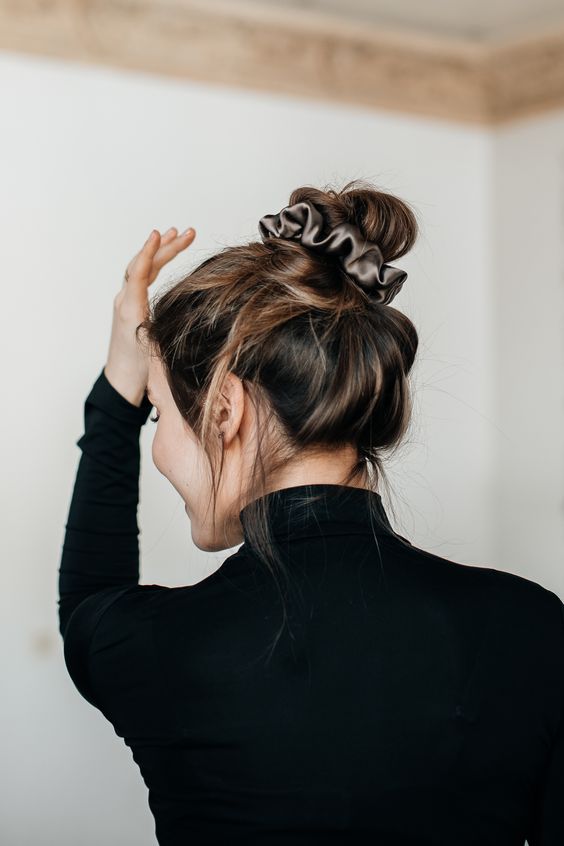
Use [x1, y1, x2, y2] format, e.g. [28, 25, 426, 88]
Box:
[216, 372, 247, 445]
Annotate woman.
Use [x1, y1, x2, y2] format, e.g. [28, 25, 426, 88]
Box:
[58, 179, 564, 845]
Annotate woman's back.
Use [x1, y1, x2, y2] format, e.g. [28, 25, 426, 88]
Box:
[61, 484, 564, 846]
[59, 180, 563, 844]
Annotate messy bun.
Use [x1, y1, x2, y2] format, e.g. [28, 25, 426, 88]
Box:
[137, 177, 421, 657]
[289, 181, 418, 269]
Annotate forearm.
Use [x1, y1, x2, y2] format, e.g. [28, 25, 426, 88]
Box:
[58, 367, 153, 636]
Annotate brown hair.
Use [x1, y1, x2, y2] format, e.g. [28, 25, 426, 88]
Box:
[137, 178, 420, 659]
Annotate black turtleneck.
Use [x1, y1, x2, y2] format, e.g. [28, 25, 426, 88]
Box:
[58, 366, 564, 846]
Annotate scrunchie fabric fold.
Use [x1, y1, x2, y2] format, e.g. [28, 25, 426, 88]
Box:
[258, 199, 407, 305]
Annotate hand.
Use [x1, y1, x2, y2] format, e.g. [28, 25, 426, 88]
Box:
[104, 226, 196, 406]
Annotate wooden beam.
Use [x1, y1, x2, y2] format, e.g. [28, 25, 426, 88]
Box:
[484, 27, 564, 125]
[0, 0, 563, 126]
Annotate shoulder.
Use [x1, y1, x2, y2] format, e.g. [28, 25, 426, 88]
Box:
[396, 538, 564, 641]
[475, 564, 563, 622]
[452, 561, 564, 663]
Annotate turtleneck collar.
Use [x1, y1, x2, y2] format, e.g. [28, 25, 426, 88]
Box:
[238, 483, 403, 543]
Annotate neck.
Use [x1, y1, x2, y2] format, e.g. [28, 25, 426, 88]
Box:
[264, 449, 374, 494]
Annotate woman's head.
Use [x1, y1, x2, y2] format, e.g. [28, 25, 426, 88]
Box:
[137, 178, 420, 608]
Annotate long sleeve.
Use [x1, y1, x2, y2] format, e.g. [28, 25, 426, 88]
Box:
[57, 366, 153, 641]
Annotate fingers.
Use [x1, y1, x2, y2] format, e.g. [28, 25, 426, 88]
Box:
[135, 230, 162, 275]
[123, 227, 196, 292]
[144, 229, 162, 252]
[153, 228, 196, 268]
[160, 227, 180, 244]
[147, 227, 193, 248]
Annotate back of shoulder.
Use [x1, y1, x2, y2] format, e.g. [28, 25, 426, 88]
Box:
[471, 564, 564, 659]
[401, 540, 564, 648]
[484, 565, 563, 619]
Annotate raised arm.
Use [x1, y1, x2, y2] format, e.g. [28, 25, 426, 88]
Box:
[57, 366, 153, 638]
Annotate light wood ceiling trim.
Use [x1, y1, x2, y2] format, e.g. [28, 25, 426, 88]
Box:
[485, 28, 564, 125]
[1, 0, 563, 126]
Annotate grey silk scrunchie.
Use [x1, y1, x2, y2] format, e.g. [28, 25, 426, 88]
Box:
[258, 199, 407, 305]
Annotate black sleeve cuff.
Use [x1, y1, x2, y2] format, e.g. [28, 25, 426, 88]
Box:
[85, 367, 154, 427]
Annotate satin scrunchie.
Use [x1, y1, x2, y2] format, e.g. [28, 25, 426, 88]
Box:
[258, 199, 407, 305]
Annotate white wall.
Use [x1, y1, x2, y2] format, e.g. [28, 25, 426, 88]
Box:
[492, 112, 564, 599]
[0, 46, 560, 845]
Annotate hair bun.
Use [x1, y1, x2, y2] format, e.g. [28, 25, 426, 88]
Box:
[259, 198, 407, 305]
